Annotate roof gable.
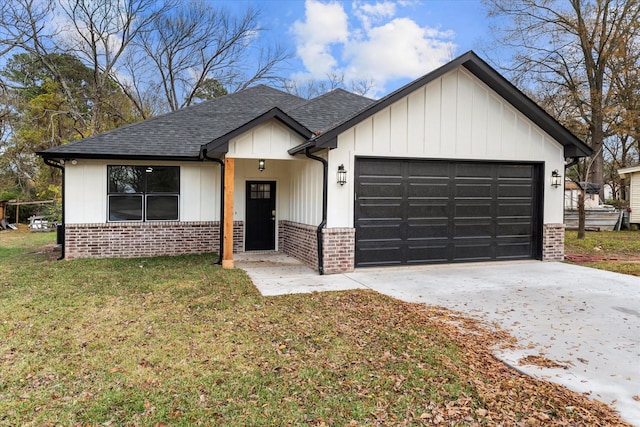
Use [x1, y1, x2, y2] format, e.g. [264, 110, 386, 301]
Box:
[294, 51, 592, 158]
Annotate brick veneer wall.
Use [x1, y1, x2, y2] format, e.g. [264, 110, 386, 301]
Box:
[542, 223, 565, 261]
[279, 220, 318, 270]
[278, 221, 356, 274]
[65, 221, 244, 259]
[322, 227, 355, 274]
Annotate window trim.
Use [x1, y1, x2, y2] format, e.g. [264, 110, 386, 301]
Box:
[107, 165, 180, 222]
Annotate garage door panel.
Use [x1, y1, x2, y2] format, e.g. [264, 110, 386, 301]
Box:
[407, 244, 450, 263]
[455, 183, 492, 198]
[498, 183, 533, 198]
[407, 222, 449, 239]
[355, 158, 541, 267]
[359, 182, 402, 198]
[359, 158, 403, 177]
[498, 164, 534, 179]
[408, 182, 449, 198]
[358, 203, 402, 220]
[454, 221, 492, 238]
[496, 221, 532, 237]
[497, 203, 533, 217]
[454, 163, 494, 178]
[357, 222, 402, 242]
[356, 244, 403, 266]
[452, 242, 494, 261]
[454, 203, 492, 218]
[408, 203, 449, 219]
[408, 161, 448, 178]
[496, 241, 533, 258]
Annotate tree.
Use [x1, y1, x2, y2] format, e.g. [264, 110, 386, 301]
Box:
[58, 0, 173, 133]
[484, 0, 640, 201]
[282, 71, 376, 99]
[126, 2, 289, 112]
[0, 0, 291, 201]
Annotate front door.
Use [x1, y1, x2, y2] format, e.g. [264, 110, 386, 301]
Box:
[245, 181, 276, 251]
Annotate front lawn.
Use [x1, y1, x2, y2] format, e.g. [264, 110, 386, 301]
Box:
[0, 230, 628, 425]
[565, 230, 640, 276]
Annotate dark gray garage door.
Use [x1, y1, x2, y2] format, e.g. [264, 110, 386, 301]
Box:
[355, 158, 541, 267]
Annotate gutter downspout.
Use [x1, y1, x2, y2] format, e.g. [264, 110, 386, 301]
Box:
[202, 149, 224, 265]
[305, 147, 327, 275]
[43, 158, 65, 260]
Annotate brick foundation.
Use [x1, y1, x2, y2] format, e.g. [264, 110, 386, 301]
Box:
[542, 223, 565, 261]
[279, 220, 319, 271]
[64, 221, 244, 259]
[322, 227, 355, 274]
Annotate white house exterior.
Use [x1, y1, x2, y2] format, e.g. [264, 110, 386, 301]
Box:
[39, 52, 591, 274]
[618, 165, 640, 224]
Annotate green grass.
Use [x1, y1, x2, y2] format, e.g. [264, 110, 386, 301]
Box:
[565, 230, 640, 276]
[0, 230, 627, 426]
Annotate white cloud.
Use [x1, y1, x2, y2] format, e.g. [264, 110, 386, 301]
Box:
[352, 1, 396, 30]
[343, 17, 455, 84]
[291, 0, 456, 96]
[292, 0, 349, 77]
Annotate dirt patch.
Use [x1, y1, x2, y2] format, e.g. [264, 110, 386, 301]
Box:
[565, 253, 640, 263]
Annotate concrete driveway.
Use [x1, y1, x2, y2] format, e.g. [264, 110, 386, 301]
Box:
[239, 255, 640, 425]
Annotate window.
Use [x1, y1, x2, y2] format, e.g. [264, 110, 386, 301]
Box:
[108, 166, 179, 221]
[249, 183, 271, 199]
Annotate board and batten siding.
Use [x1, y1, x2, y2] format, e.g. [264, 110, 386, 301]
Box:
[327, 67, 565, 228]
[64, 160, 219, 224]
[226, 120, 307, 160]
[288, 157, 323, 226]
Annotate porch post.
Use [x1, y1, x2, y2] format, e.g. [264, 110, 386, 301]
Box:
[222, 157, 235, 269]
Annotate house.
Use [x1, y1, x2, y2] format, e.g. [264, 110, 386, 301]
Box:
[38, 51, 592, 274]
[617, 165, 640, 225]
[564, 181, 602, 210]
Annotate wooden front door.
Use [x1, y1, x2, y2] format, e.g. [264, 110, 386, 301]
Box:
[245, 181, 276, 251]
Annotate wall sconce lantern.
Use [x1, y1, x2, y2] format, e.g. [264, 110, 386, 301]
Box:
[337, 164, 347, 185]
[551, 169, 562, 188]
[258, 159, 265, 172]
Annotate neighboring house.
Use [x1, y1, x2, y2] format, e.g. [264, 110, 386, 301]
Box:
[617, 165, 640, 224]
[38, 51, 592, 274]
[564, 181, 602, 210]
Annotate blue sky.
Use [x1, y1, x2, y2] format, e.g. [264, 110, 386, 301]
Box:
[227, 0, 492, 97]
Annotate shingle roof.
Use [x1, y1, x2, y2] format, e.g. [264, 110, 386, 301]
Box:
[285, 89, 374, 134]
[38, 84, 375, 160]
[38, 85, 309, 160]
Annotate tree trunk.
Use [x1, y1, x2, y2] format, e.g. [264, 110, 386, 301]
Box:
[577, 191, 586, 239]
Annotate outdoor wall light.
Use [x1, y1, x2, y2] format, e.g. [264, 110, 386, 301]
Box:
[258, 159, 265, 172]
[551, 169, 562, 188]
[337, 164, 347, 185]
[70, 159, 78, 165]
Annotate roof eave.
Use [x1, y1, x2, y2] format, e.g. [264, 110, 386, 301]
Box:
[289, 136, 336, 155]
[36, 151, 201, 162]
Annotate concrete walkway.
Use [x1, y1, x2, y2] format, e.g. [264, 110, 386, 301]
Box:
[237, 253, 640, 425]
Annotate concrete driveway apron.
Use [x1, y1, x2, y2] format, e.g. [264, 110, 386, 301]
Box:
[345, 261, 640, 426]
